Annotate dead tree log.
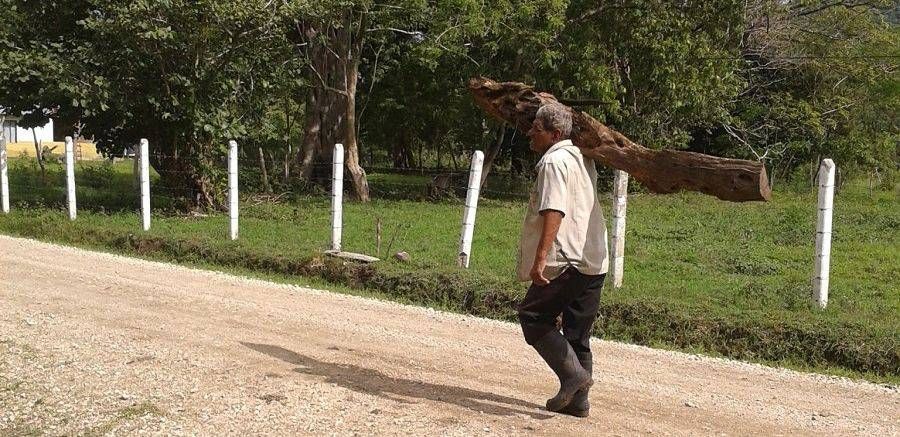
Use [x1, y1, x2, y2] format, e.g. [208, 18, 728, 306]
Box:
[468, 77, 772, 202]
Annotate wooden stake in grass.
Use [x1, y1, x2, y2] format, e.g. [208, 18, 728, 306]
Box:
[0, 136, 9, 213]
[331, 143, 344, 252]
[139, 138, 151, 231]
[65, 136, 77, 221]
[609, 170, 629, 287]
[258, 147, 273, 194]
[458, 151, 484, 268]
[375, 217, 382, 256]
[228, 140, 239, 241]
[813, 159, 835, 309]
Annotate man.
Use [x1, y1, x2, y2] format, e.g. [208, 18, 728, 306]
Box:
[516, 103, 609, 417]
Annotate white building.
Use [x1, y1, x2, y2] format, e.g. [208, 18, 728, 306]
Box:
[1, 115, 55, 143]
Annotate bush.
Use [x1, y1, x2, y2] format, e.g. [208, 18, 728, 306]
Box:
[78, 162, 117, 188]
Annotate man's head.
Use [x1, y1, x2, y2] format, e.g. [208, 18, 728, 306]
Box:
[527, 104, 572, 153]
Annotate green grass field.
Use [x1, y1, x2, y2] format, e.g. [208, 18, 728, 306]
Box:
[1, 157, 898, 383]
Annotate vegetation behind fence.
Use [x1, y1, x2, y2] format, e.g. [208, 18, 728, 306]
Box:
[1, 157, 897, 382]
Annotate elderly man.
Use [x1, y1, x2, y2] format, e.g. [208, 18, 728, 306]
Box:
[516, 103, 609, 417]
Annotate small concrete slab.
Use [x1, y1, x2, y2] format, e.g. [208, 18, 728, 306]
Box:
[324, 250, 380, 263]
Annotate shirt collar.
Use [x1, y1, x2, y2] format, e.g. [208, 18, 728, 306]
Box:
[536, 139, 576, 168]
[545, 139, 574, 155]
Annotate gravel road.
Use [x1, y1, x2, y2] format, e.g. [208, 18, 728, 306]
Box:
[1, 235, 897, 436]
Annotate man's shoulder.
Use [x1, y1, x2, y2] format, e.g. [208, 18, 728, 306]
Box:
[539, 146, 581, 167]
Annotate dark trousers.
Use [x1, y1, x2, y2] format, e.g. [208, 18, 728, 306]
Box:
[517, 267, 605, 355]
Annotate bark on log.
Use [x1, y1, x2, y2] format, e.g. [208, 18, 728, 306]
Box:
[468, 77, 772, 202]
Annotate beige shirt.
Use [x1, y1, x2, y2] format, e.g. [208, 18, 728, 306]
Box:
[516, 139, 609, 282]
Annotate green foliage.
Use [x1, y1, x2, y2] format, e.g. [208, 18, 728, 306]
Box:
[1, 0, 303, 206]
[557, 0, 745, 147]
[714, 1, 900, 181]
[1, 0, 896, 197]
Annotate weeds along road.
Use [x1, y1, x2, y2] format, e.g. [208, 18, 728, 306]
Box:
[1, 235, 897, 436]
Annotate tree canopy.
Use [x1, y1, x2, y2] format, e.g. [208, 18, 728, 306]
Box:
[1, 0, 896, 206]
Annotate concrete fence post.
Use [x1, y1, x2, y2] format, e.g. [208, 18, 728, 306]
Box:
[458, 150, 484, 268]
[65, 136, 77, 220]
[331, 143, 344, 252]
[0, 137, 8, 213]
[228, 140, 239, 241]
[609, 170, 629, 288]
[813, 159, 835, 309]
[139, 138, 151, 231]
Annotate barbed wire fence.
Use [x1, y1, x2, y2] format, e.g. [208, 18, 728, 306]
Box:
[0, 141, 837, 307]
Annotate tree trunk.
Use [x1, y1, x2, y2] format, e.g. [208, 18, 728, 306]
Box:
[283, 97, 292, 183]
[341, 15, 370, 201]
[436, 139, 443, 169]
[283, 149, 291, 183]
[258, 147, 273, 194]
[449, 142, 459, 172]
[468, 77, 772, 202]
[32, 128, 46, 181]
[480, 126, 505, 188]
[151, 151, 219, 209]
[132, 146, 140, 189]
[297, 86, 323, 181]
[392, 131, 414, 168]
[294, 13, 370, 201]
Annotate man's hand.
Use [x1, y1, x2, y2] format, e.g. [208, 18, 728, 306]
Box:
[530, 258, 549, 285]
[531, 209, 563, 286]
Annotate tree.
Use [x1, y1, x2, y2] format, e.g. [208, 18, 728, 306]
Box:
[291, 4, 371, 200]
[357, 0, 569, 182]
[287, 0, 532, 200]
[715, 0, 899, 184]
[0, 0, 86, 179]
[0, 0, 299, 208]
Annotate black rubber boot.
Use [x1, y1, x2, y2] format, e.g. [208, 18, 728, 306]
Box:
[559, 352, 591, 417]
[531, 330, 593, 412]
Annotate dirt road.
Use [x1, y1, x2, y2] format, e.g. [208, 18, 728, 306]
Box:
[1, 235, 897, 436]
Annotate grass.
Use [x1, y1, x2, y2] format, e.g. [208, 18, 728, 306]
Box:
[1, 157, 898, 384]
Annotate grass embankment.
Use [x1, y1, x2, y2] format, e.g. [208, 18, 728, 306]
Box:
[1, 158, 897, 383]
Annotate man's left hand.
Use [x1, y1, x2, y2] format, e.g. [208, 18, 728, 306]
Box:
[530, 259, 550, 286]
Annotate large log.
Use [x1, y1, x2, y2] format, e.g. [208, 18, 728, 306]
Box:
[468, 77, 772, 202]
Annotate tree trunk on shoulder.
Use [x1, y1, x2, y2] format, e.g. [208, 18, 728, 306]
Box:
[469, 77, 772, 202]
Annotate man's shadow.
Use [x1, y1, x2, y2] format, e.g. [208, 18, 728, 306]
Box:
[241, 342, 553, 420]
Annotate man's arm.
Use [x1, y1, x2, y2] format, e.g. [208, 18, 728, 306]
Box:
[530, 209, 563, 285]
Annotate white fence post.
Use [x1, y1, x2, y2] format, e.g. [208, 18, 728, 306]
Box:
[228, 140, 239, 240]
[65, 136, 77, 220]
[331, 143, 344, 252]
[139, 138, 151, 231]
[0, 136, 8, 213]
[609, 170, 629, 288]
[458, 151, 484, 268]
[813, 159, 835, 309]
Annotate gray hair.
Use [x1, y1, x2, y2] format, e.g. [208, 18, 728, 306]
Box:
[535, 104, 573, 138]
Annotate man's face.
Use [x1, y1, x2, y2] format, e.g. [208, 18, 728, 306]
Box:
[527, 118, 559, 153]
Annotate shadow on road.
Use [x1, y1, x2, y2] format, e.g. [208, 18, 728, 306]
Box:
[241, 341, 553, 420]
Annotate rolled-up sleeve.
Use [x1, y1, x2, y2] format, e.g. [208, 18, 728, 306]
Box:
[535, 162, 569, 217]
